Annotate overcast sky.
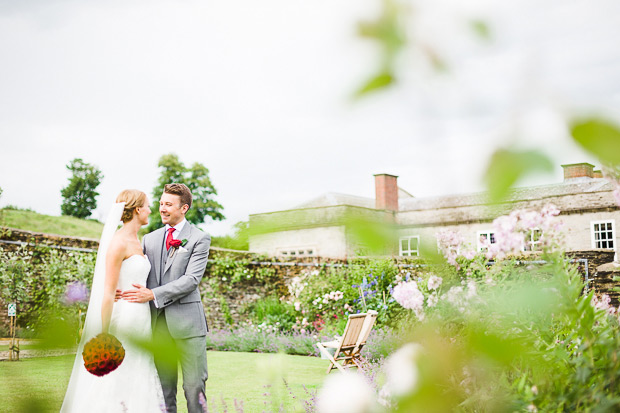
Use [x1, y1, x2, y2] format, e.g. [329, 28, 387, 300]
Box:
[1, 0, 619, 236]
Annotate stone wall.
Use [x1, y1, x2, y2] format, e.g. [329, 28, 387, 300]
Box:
[0, 227, 99, 252]
[591, 262, 620, 307]
[1, 227, 619, 332]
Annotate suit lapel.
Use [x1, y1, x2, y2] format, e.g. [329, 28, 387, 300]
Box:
[155, 228, 166, 284]
[163, 223, 192, 276]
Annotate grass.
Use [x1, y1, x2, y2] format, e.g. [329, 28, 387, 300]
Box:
[0, 351, 328, 412]
[0, 209, 103, 239]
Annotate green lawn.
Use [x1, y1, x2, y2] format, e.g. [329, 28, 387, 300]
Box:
[0, 351, 328, 412]
[1, 209, 103, 239]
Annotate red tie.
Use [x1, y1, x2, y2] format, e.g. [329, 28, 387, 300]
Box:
[165, 227, 176, 250]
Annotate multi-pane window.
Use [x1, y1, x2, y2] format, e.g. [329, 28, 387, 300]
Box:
[399, 236, 420, 256]
[524, 228, 543, 251]
[591, 220, 616, 250]
[477, 231, 496, 252]
[279, 248, 315, 257]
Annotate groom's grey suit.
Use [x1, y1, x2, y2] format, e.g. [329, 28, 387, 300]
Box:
[143, 221, 210, 413]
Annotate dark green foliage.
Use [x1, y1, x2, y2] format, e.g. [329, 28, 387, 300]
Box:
[2, 205, 35, 212]
[245, 296, 297, 332]
[60, 158, 103, 219]
[147, 154, 224, 232]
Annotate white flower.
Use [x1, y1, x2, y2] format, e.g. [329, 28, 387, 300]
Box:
[427, 275, 443, 290]
[317, 372, 376, 413]
[383, 343, 423, 398]
[392, 281, 424, 311]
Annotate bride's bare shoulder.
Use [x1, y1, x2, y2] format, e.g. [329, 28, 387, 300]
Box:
[107, 232, 130, 258]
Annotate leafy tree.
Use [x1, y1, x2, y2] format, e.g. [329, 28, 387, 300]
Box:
[60, 158, 103, 219]
[147, 154, 224, 232]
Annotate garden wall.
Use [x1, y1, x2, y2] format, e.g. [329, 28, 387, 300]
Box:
[1, 227, 618, 330]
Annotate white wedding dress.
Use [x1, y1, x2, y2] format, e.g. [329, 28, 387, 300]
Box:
[62, 203, 165, 413]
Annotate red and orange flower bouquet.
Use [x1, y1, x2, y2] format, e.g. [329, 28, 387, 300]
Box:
[82, 333, 125, 376]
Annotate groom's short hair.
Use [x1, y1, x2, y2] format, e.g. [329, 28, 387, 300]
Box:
[164, 183, 192, 210]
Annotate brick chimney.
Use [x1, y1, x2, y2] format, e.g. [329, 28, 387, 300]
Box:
[561, 163, 594, 181]
[374, 173, 399, 211]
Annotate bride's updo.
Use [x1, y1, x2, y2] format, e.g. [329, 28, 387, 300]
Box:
[116, 189, 147, 223]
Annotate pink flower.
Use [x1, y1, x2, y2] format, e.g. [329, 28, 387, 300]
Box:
[393, 281, 424, 312]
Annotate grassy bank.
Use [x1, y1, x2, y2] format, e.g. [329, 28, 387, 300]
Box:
[1, 209, 103, 239]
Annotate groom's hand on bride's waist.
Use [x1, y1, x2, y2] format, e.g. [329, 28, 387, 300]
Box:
[115, 289, 123, 302]
[121, 284, 154, 303]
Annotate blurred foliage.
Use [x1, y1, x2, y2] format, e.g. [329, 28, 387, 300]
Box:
[60, 158, 103, 220]
[484, 148, 554, 203]
[388, 255, 620, 412]
[147, 153, 225, 232]
[470, 20, 491, 40]
[356, 0, 406, 96]
[212, 220, 249, 250]
[571, 118, 620, 166]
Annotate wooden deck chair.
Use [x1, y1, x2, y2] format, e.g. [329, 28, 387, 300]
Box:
[316, 310, 378, 373]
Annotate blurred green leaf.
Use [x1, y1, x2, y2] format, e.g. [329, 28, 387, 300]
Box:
[355, 0, 406, 97]
[343, 213, 397, 255]
[484, 148, 554, 203]
[355, 72, 394, 97]
[571, 118, 620, 166]
[470, 20, 491, 40]
[357, 0, 406, 54]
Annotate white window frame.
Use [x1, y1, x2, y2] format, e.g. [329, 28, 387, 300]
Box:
[591, 220, 616, 250]
[399, 236, 420, 257]
[523, 228, 543, 252]
[277, 246, 316, 257]
[477, 230, 496, 252]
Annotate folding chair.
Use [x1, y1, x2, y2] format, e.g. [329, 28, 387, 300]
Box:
[316, 310, 378, 373]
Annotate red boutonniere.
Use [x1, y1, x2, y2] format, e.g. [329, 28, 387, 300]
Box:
[169, 239, 188, 249]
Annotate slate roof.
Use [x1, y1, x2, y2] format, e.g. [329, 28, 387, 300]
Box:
[399, 177, 615, 211]
[292, 178, 615, 212]
[294, 193, 375, 209]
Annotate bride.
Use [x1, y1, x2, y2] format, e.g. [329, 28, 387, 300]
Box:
[61, 190, 165, 412]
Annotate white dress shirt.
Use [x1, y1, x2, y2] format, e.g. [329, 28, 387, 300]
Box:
[153, 219, 188, 308]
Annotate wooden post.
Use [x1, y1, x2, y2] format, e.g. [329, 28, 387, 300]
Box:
[9, 315, 14, 361]
[8, 303, 17, 361]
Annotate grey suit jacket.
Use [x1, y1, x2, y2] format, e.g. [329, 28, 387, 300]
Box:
[142, 223, 211, 339]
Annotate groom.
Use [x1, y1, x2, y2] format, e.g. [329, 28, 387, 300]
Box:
[122, 183, 211, 413]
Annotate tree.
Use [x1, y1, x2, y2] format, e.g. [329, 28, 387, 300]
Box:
[147, 154, 224, 232]
[60, 158, 103, 219]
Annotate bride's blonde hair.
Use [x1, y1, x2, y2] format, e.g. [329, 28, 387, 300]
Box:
[116, 189, 147, 223]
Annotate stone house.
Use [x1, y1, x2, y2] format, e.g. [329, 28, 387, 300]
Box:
[249, 163, 620, 260]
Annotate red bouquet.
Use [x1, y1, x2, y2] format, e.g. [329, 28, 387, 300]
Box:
[82, 333, 125, 376]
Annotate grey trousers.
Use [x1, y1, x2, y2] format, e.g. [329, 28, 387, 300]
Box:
[154, 313, 208, 413]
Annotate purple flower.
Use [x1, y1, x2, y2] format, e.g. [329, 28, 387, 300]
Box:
[64, 281, 89, 304]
